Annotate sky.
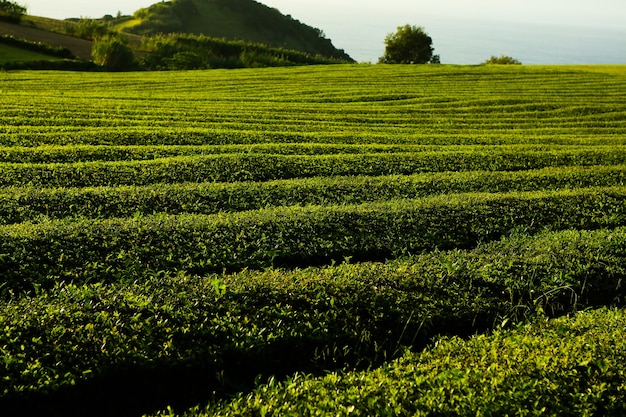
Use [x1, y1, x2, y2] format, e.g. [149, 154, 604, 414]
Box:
[20, 0, 626, 63]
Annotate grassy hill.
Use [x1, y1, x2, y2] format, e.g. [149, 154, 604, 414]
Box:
[115, 0, 352, 61]
[0, 0, 352, 70]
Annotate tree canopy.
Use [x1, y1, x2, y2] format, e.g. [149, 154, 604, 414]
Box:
[379, 24, 439, 64]
[91, 37, 137, 71]
[0, 0, 27, 23]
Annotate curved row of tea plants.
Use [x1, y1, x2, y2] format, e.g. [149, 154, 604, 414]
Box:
[1, 186, 625, 293]
[0, 143, 617, 163]
[1, 227, 625, 415]
[1, 148, 626, 187]
[2, 128, 625, 147]
[0, 165, 623, 224]
[182, 306, 626, 417]
[1, 66, 625, 148]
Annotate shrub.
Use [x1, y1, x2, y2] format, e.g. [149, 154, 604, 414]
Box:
[91, 37, 137, 71]
[482, 55, 522, 65]
[0, 0, 26, 23]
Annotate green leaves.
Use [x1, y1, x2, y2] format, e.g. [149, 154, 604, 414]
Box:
[1, 187, 625, 293]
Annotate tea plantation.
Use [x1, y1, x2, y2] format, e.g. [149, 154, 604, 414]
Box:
[0, 64, 625, 416]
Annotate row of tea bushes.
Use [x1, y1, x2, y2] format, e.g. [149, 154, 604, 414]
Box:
[188, 307, 626, 417]
[1, 227, 624, 414]
[0, 144, 620, 163]
[1, 148, 626, 187]
[0, 165, 623, 224]
[1, 187, 625, 292]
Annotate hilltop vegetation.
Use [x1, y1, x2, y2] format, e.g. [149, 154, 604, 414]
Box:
[0, 64, 625, 415]
[0, 0, 26, 23]
[0, 0, 352, 70]
[119, 0, 351, 61]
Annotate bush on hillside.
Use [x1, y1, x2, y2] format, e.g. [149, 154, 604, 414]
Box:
[63, 18, 117, 41]
[92, 37, 137, 71]
[0, 0, 26, 23]
[483, 55, 522, 65]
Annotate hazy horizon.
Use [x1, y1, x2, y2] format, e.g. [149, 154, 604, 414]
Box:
[19, 0, 626, 64]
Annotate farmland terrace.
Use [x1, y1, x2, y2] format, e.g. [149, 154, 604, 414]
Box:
[0, 64, 625, 416]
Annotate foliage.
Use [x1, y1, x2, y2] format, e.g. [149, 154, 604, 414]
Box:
[126, 0, 352, 61]
[0, 35, 75, 59]
[0, 164, 623, 224]
[1, 228, 626, 414]
[0, 65, 625, 416]
[379, 24, 437, 64]
[91, 37, 137, 71]
[0, 186, 625, 292]
[62, 18, 117, 41]
[0, 0, 26, 23]
[0, 65, 623, 146]
[191, 307, 626, 417]
[141, 33, 348, 70]
[483, 55, 522, 65]
[0, 147, 624, 188]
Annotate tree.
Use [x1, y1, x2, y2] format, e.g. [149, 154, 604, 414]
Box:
[0, 0, 27, 23]
[482, 55, 521, 65]
[379, 24, 438, 64]
[92, 37, 137, 71]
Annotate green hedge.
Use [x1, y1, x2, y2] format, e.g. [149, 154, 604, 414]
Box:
[1, 148, 626, 187]
[0, 227, 624, 415]
[0, 144, 606, 164]
[1, 187, 625, 292]
[1, 129, 623, 147]
[0, 165, 624, 224]
[193, 307, 626, 417]
[0, 35, 75, 59]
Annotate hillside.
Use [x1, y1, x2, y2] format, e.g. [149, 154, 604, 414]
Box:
[0, 0, 352, 70]
[116, 0, 353, 61]
[0, 20, 92, 60]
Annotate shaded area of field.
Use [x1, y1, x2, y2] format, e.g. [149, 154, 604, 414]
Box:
[0, 20, 93, 59]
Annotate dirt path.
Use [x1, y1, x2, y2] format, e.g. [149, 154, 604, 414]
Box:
[0, 21, 93, 60]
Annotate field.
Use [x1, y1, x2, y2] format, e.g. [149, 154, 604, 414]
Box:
[0, 64, 625, 416]
[0, 43, 65, 64]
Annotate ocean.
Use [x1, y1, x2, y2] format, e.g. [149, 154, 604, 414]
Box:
[321, 16, 626, 64]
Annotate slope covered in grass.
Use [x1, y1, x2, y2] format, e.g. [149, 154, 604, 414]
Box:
[119, 0, 352, 61]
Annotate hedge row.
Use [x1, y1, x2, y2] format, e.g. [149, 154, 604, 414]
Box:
[1, 149, 626, 187]
[0, 35, 75, 59]
[1, 187, 625, 292]
[0, 144, 427, 164]
[0, 165, 624, 224]
[0, 144, 602, 164]
[191, 307, 626, 417]
[0, 129, 623, 147]
[1, 227, 625, 416]
[0, 59, 100, 71]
